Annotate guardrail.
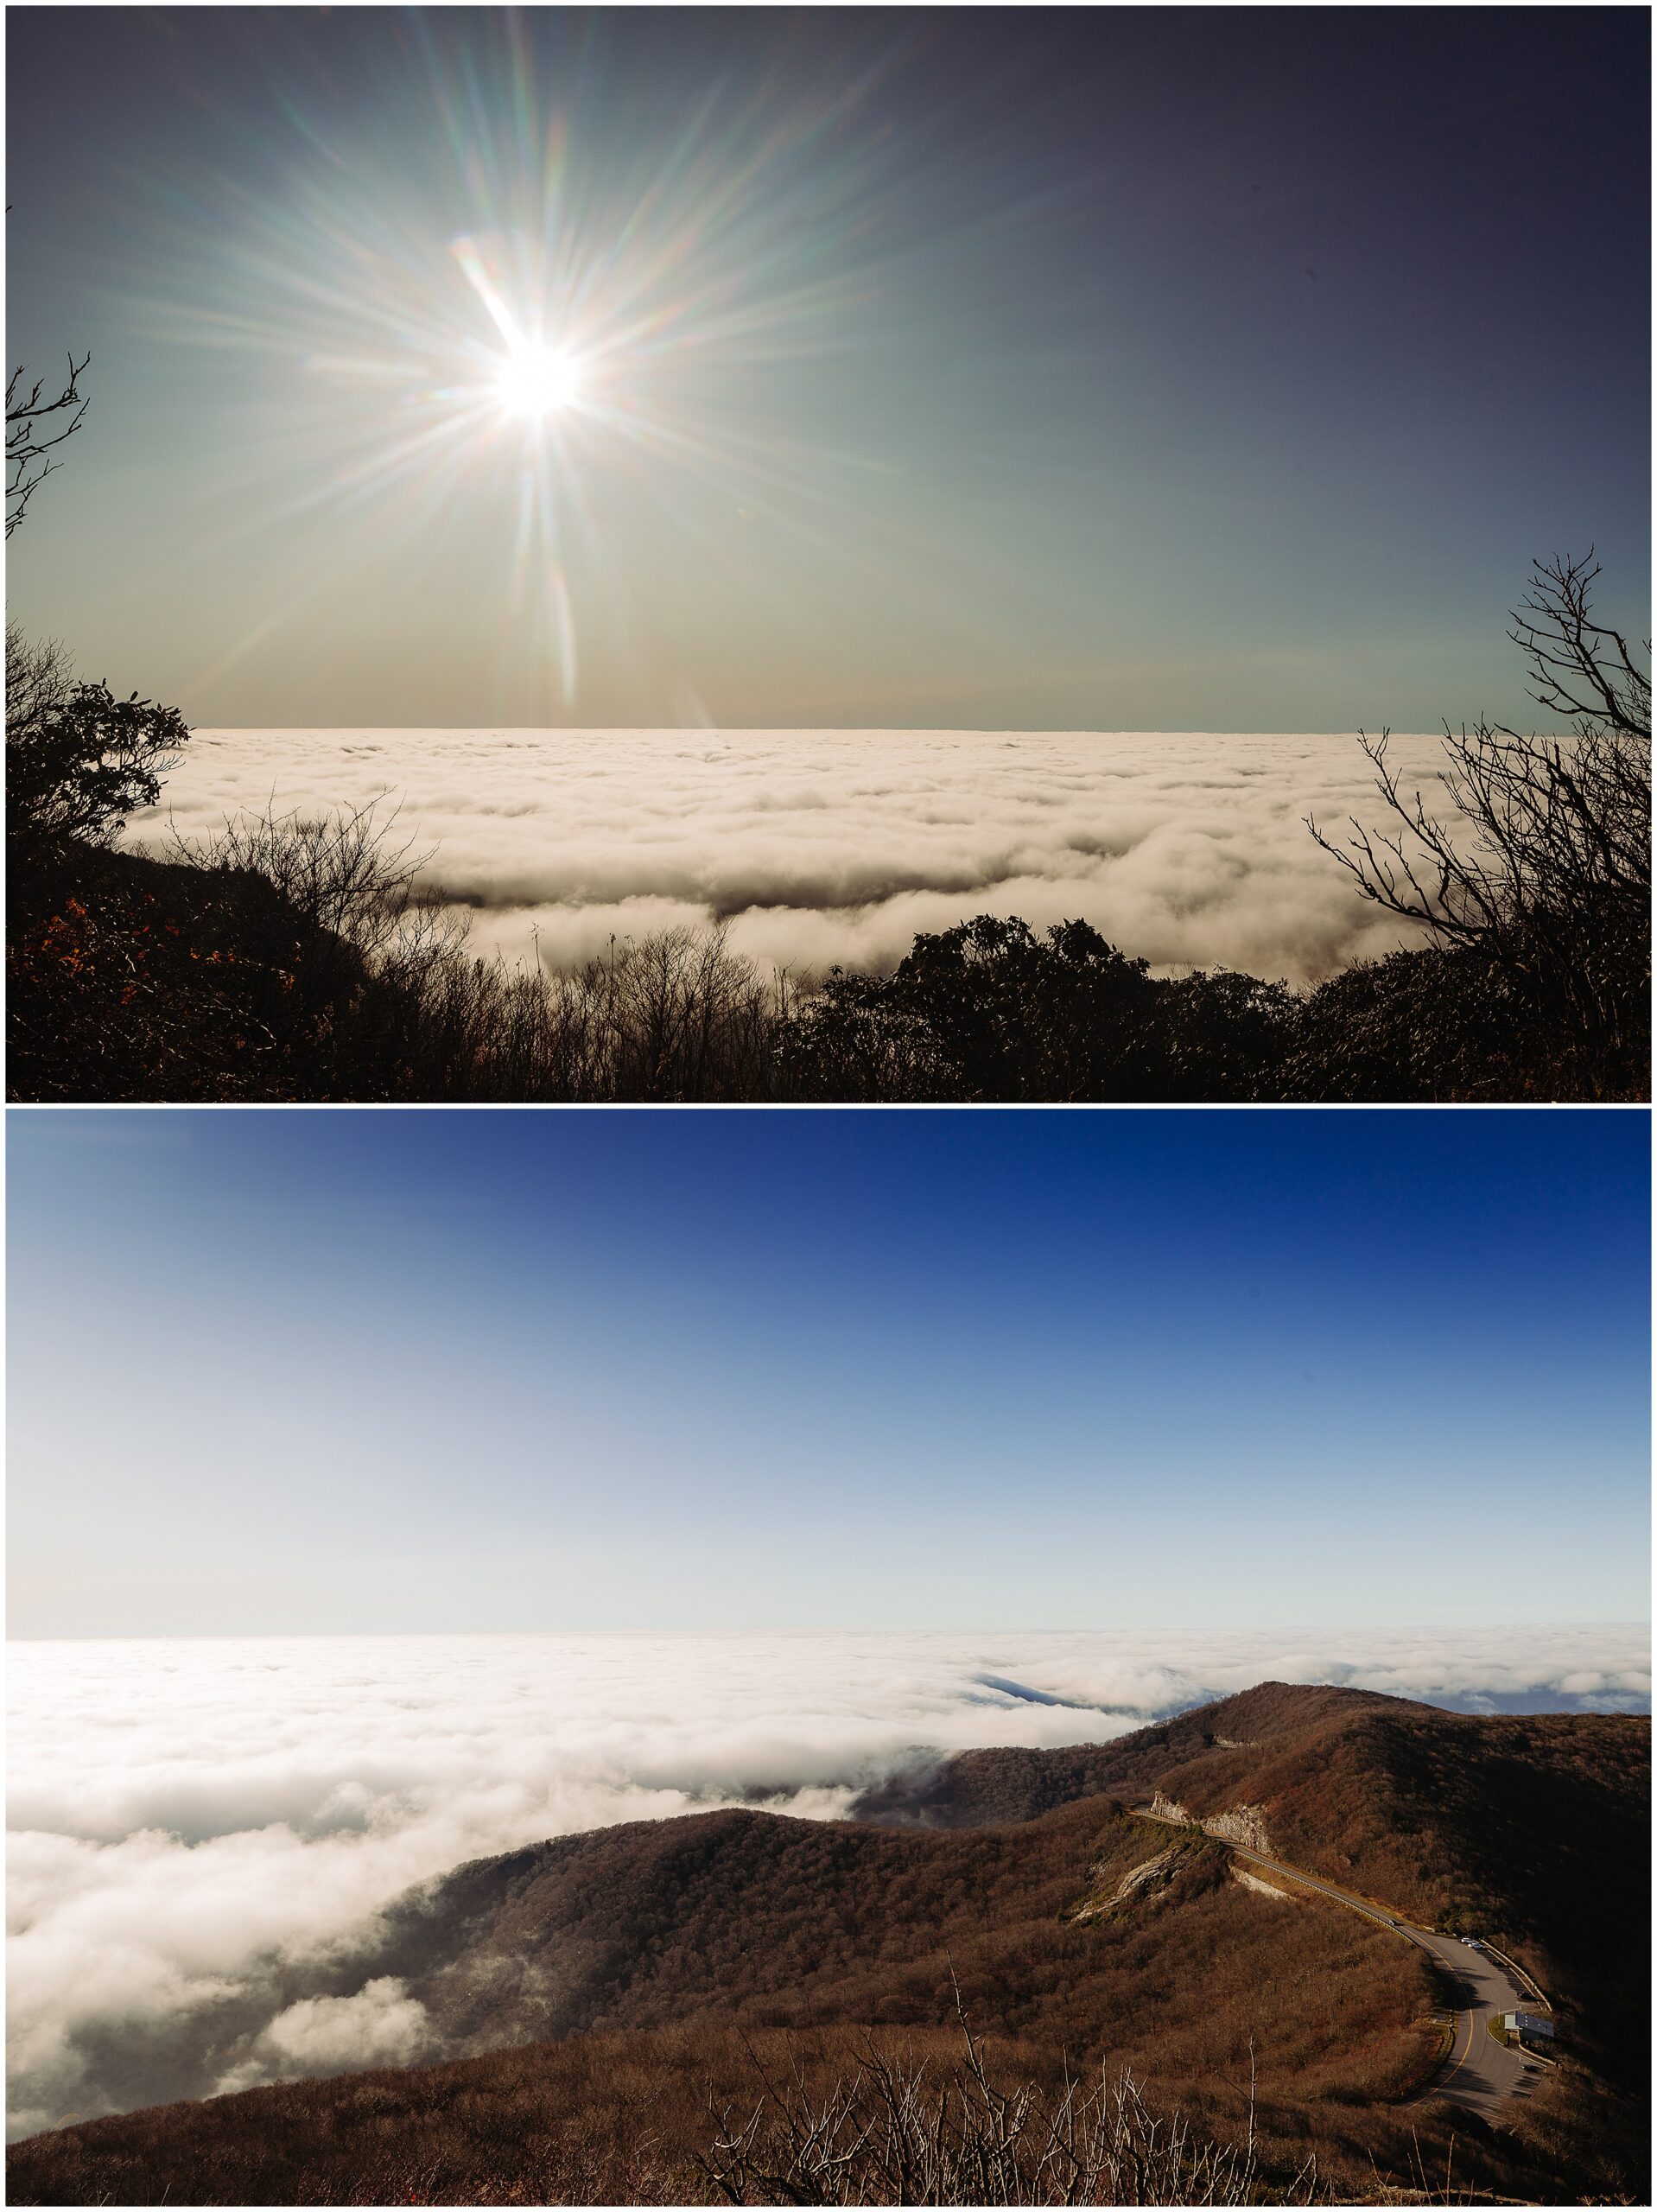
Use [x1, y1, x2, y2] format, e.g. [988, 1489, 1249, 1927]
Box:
[1479, 1939, 1552, 2011]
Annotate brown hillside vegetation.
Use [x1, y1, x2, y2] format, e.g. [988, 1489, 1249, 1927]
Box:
[9, 1683, 1648, 2206]
[854, 1681, 1650, 2198]
[0, 2021, 1413, 2209]
[853, 1684, 1647, 2051]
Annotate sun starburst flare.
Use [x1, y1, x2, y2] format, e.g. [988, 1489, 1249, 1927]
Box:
[136, 16, 914, 715]
[491, 342, 587, 421]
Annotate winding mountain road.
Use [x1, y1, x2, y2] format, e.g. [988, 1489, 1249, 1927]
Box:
[1127, 1807, 1552, 2121]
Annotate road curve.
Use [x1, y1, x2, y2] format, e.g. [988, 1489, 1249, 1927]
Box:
[1127, 1807, 1552, 2122]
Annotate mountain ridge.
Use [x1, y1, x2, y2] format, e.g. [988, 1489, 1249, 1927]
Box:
[9, 1680, 1647, 2206]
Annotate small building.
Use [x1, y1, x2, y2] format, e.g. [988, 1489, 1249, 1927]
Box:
[1502, 2010, 1556, 2045]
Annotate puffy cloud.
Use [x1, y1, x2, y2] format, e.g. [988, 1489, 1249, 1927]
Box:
[213, 1980, 430, 2095]
[9, 1625, 1644, 2133]
[129, 728, 1454, 987]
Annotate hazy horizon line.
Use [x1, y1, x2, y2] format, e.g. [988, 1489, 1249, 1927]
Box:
[10, 1619, 1650, 1642]
[188, 723, 1456, 738]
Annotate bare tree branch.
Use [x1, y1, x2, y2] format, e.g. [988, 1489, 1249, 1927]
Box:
[1306, 554, 1650, 1087]
[7, 350, 90, 535]
[693, 2014, 1318, 2204]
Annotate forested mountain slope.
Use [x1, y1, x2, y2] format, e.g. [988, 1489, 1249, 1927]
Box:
[10, 1684, 1647, 2206]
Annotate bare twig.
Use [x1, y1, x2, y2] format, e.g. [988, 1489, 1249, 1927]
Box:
[7, 350, 90, 534]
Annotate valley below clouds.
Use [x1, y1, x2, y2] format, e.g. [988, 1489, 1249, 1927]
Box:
[131, 729, 1455, 985]
[8, 1626, 1647, 2137]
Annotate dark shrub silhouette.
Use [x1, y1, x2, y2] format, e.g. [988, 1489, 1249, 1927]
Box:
[1280, 945, 1534, 1103]
[783, 916, 1295, 1102]
[6, 628, 189, 861]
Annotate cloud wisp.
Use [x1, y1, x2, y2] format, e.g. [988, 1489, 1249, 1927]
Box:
[8, 1625, 1647, 2137]
[131, 729, 1456, 988]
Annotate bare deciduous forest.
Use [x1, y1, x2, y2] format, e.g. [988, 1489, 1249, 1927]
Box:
[9, 1684, 1647, 2208]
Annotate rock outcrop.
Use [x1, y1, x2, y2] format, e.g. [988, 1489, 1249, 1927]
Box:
[1231, 1863, 1294, 1902]
[1202, 1803, 1272, 1853]
[1147, 1792, 1272, 1854]
[1070, 1847, 1182, 1923]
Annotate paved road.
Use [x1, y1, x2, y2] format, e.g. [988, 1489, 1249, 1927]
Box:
[1127, 1808, 1552, 2121]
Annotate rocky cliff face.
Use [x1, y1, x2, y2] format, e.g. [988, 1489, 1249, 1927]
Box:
[1070, 1846, 1182, 1923]
[1203, 1804, 1272, 1853]
[1148, 1792, 1272, 1854]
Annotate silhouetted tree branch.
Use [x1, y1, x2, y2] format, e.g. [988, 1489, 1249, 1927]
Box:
[7, 350, 89, 535]
[1509, 550, 1650, 741]
[1306, 556, 1650, 1089]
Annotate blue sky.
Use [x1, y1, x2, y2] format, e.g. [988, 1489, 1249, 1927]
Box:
[8, 1108, 1648, 1635]
[5, 8, 1648, 728]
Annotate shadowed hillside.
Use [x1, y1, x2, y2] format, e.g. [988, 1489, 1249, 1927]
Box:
[9, 1683, 1648, 2205]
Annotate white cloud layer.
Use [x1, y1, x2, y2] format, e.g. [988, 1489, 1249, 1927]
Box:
[213, 1980, 432, 2096]
[130, 729, 1457, 987]
[9, 1627, 1645, 2136]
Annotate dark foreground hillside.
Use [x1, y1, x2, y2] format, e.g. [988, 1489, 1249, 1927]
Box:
[10, 1684, 1647, 2207]
[6, 840, 393, 1103]
[9, 839, 1646, 1103]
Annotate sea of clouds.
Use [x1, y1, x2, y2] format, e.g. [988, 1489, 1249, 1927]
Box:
[130, 729, 1457, 985]
[8, 1626, 1647, 2137]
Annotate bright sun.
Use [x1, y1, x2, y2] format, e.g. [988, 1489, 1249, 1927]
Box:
[493, 343, 585, 420]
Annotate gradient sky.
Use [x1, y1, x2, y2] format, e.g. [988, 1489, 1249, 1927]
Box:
[6, 7, 1649, 728]
[8, 1107, 1648, 1636]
